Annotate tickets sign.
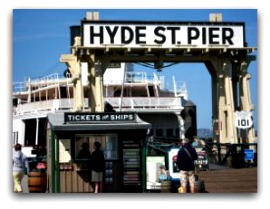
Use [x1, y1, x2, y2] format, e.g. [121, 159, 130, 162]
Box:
[82, 21, 245, 48]
[64, 112, 135, 123]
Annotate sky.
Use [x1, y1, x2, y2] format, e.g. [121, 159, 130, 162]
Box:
[12, 9, 258, 130]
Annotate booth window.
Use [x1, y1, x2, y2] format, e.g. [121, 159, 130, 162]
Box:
[75, 134, 118, 160]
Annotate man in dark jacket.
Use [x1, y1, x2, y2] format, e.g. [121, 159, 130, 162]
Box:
[91, 141, 105, 193]
[176, 138, 198, 193]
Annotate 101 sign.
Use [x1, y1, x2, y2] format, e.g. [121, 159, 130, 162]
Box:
[234, 111, 253, 129]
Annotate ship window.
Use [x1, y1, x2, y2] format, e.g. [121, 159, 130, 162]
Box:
[24, 119, 36, 146]
[60, 86, 68, 98]
[13, 98, 18, 107]
[155, 129, 163, 137]
[75, 134, 118, 160]
[166, 129, 174, 137]
[24, 118, 47, 147]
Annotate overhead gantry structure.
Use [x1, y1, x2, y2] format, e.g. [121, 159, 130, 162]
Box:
[60, 12, 257, 144]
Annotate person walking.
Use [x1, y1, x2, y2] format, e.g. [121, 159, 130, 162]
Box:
[176, 138, 198, 193]
[12, 143, 29, 193]
[91, 141, 105, 193]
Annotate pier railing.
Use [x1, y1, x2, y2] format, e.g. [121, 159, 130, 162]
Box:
[207, 142, 258, 168]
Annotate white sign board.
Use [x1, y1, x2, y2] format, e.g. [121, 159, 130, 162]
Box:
[82, 21, 245, 48]
[146, 156, 165, 190]
[234, 111, 253, 129]
[168, 148, 180, 180]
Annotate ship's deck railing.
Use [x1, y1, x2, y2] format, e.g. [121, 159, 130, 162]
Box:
[103, 72, 158, 85]
[104, 72, 186, 92]
[13, 99, 74, 115]
[13, 73, 72, 93]
[13, 72, 187, 99]
[106, 97, 183, 110]
[13, 97, 183, 115]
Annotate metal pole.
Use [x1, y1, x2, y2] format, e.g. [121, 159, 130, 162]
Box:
[142, 137, 147, 193]
[50, 129, 55, 193]
[35, 118, 39, 145]
[119, 64, 127, 112]
[55, 135, 60, 193]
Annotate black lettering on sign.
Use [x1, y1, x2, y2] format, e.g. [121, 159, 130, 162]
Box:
[187, 27, 199, 44]
[135, 26, 146, 44]
[202, 27, 206, 44]
[167, 27, 181, 44]
[187, 27, 235, 45]
[86, 24, 238, 46]
[237, 118, 249, 127]
[208, 27, 220, 44]
[154, 26, 166, 44]
[105, 26, 119, 44]
[121, 26, 134, 44]
[90, 26, 104, 44]
[65, 113, 135, 123]
[222, 28, 234, 45]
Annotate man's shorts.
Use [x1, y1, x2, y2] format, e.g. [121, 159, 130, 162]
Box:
[91, 170, 103, 182]
[180, 170, 195, 187]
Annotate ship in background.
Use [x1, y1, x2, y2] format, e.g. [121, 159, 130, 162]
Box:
[12, 61, 197, 158]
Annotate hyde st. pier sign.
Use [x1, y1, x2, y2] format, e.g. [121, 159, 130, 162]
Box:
[82, 21, 245, 48]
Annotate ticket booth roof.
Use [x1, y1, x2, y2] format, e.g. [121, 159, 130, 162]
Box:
[47, 112, 151, 131]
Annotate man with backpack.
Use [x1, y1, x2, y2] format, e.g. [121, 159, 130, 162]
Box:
[176, 138, 198, 193]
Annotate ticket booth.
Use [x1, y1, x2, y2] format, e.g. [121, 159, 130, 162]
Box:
[46, 112, 151, 193]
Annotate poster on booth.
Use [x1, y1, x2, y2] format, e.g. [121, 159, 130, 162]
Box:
[146, 156, 165, 190]
[168, 148, 180, 180]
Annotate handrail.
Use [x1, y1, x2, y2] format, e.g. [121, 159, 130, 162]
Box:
[13, 97, 184, 115]
[13, 73, 72, 93]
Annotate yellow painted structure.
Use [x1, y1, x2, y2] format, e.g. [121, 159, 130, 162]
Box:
[60, 12, 257, 144]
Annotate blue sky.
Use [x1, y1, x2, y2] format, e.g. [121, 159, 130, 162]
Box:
[12, 9, 258, 130]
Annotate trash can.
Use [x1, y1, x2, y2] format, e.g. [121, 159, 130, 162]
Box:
[28, 170, 47, 193]
[28, 161, 47, 193]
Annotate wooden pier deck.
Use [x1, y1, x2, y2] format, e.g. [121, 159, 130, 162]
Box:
[198, 164, 257, 193]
